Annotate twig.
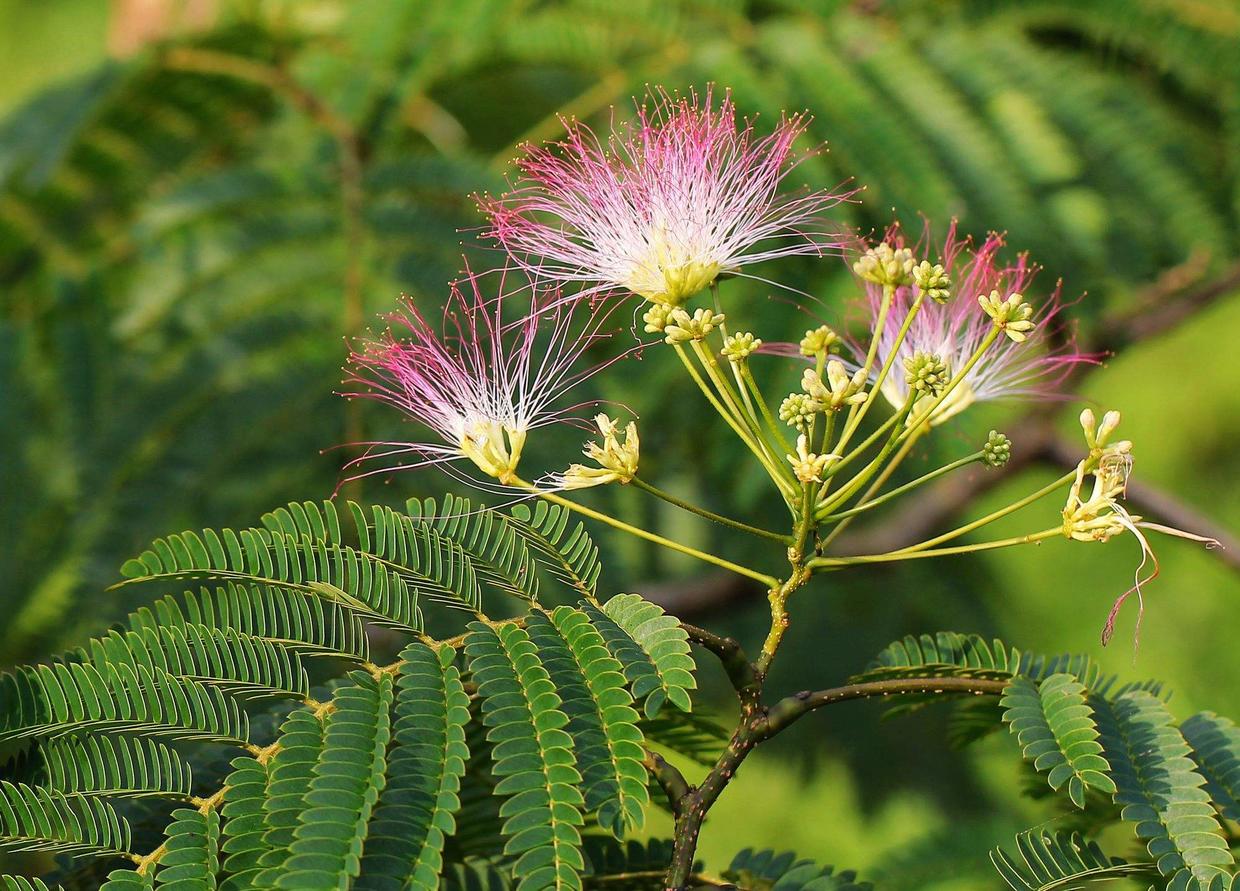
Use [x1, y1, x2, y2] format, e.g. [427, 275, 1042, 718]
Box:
[643, 748, 691, 815]
[682, 622, 759, 696]
[758, 676, 1010, 740]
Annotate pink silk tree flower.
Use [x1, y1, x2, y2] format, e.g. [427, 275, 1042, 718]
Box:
[343, 264, 622, 490]
[481, 87, 851, 307]
[854, 224, 1096, 426]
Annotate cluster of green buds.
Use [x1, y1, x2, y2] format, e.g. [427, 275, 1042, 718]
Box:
[778, 393, 818, 430]
[903, 351, 949, 397]
[560, 414, 641, 489]
[912, 261, 951, 303]
[981, 430, 1011, 468]
[661, 307, 726, 344]
[799, 324, 840, 357]
[978, 290, 1036, 342]
[853, 242, 915, 287]
[722, 331, 763, 362]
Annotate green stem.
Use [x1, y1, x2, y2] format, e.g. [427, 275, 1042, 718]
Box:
[816, 398, 916, 518]
[889, 471, 1077, 555]
[817, 407, 903, 491]
[815, 423, 924, 549]
[673, 344, 795, 498]
[820, 451, 984, 521]
[835, 289, 925, 457]
[524, 484, 778, 587]
[808, 527, 1061, 570]
[631, 477, 791, 543]
[740, 362, 793, 453]
[692, 339, 784, 469]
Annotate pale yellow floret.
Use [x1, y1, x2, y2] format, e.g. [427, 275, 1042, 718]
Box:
[459, 418, 527, 484]
[560, 414, 640, 489]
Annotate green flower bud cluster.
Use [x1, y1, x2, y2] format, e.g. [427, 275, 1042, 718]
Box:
[853, 242, 915, 287]
[982, 430, 1011, 468]
[912, 261, 951, 303]
[799, 324, 840, 357]
[778, 393, 818, 429]
[722, 331, 763, 362]
[903, 351, 949, 397]
[978, 290, 1035, 342]
[663, 307, 726, 344]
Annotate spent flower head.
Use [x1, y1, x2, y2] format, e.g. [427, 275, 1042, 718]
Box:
[853, 223, 1094, 426]
[1061, 410, 1220, 648]
[482, 87, 850, 306]
[558, 414, 640, 489]
[343, 264, 619, 489]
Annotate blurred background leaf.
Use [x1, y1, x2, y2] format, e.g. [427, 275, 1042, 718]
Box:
[2, 0, 1238, 885]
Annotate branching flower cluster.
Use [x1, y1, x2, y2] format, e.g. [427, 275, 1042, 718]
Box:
[338, 91, 1222, 886]
[344, 87, 1217, 651]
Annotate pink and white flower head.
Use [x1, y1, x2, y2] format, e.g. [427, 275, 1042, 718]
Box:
[482, 86, 851, 307]
[853, 223, 1095, 426]
[343, 264, 619, 490]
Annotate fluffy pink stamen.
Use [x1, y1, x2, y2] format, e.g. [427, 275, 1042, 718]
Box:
[481, 86, 852, 299]
[342, 263, 626, 488]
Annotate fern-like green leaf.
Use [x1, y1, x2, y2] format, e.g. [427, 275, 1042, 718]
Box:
[466, 621, 586, 891]
[408, 496, 541, 603]
[526, 608, 649, 835]
[443, 860, 515, 891]
[1093, 691, 1235, 886]
[99, 869, 154, 890]
[117, 520, 422, 632]
[0, 780, 131, 857]
[990, 829, 1157, 890]
[357, 642, 470, 891]
[276, 670, 394, 888]
[1001, 674, 1115, 809]
[128, 584, 370, 662]
[0, 878, 57, 891]
[581, 836, 675, 889]
[218, 753, 272, 889]
[36, 734, 193, 799]
[584, 595, 695, 719]
[155, 807, 221, 888]
[253, 707, 327, 883]
[1181, 711, 1240, 823]
[0, 661, 250, 745]
[509, 503, 600, 600]
[638, 710, 728, 768]
[723, 848, 871, 890]
[80, 625, 309, 701]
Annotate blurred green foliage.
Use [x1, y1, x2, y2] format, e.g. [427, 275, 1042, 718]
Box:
[2, 0, 1238, 884]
